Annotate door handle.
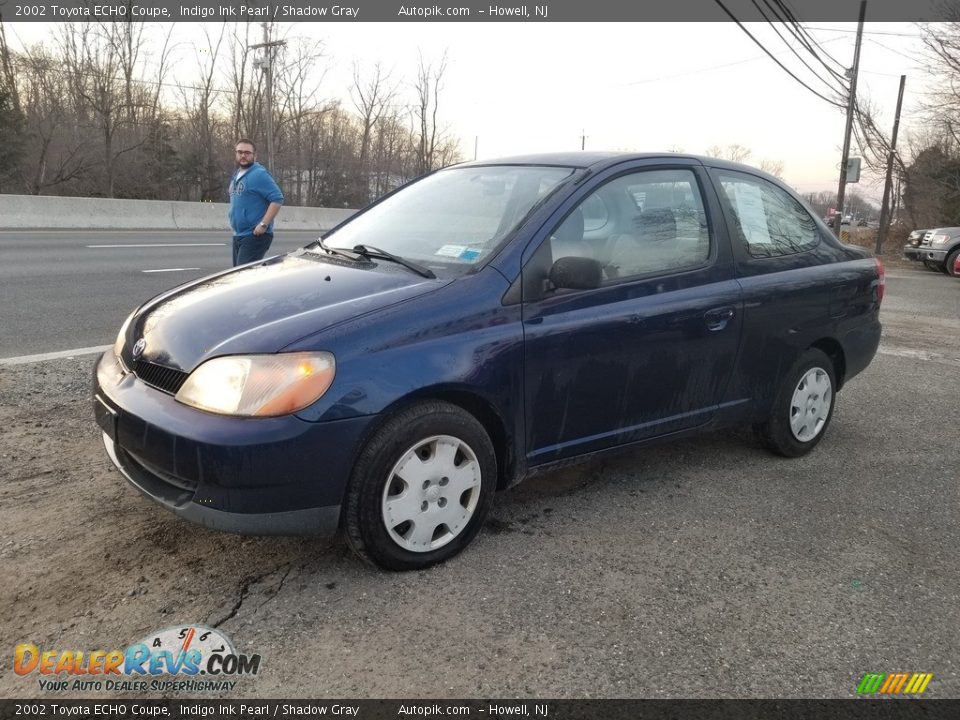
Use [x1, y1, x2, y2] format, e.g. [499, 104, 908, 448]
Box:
[704, 306, 735, 331]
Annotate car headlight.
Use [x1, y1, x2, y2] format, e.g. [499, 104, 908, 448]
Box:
[175, 352, 336, 417]
[932, 233, 952, 246]
[113, 311, 136, 359]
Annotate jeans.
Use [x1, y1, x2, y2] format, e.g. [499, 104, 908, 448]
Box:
[232, 233, 273, 266]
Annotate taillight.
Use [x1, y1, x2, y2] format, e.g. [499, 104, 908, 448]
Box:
[875, 256, 885, 304]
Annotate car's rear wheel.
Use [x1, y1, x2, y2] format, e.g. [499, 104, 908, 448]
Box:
[945, 248, 960, 277]
[756, 348, 836, 458]
[343, 401, 496, 570]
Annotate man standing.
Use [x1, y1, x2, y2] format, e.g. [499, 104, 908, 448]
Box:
[228, 139, 284, 266]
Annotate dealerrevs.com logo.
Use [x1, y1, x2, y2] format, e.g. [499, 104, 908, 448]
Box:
[857, 672, 933, 695]
[14, 625, 261, 693]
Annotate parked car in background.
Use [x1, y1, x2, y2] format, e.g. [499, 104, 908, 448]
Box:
[93, 153, 884, 570]
[919, 227, 960, 276]
[903, 229, 929, 262]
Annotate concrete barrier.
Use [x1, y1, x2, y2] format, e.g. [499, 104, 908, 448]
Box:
[0, 194, 356, 231]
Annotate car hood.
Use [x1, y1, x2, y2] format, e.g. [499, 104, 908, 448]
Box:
[127, 252, 447, 372]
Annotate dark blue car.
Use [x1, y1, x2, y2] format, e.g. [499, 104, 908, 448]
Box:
[93, 153, 883, 570]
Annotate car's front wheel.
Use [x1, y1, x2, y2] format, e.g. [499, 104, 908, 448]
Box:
[945, 248, 960, 277]
[343, 401, 496, 570]
[756, 348, 837, 458]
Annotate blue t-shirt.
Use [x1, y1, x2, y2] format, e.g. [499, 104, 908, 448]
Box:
[228, 162, 284, 236]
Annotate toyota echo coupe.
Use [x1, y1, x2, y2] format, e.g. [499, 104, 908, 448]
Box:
[94, 153, 883, 570]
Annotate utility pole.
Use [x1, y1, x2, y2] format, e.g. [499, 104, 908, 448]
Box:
[250, 19, 285, 170]
[835, 0, 867, 237]
[580, 130, 587, 150]
[474, 135, 478, 161]
[893, 169, 902, 223]
[875, 74, 906, 255]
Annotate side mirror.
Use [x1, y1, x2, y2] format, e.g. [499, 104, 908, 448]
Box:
[549, 256, 602, 291]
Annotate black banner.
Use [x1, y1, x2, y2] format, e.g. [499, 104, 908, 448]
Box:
[0, 700, 957, 720]
[0, 0, 954, 23]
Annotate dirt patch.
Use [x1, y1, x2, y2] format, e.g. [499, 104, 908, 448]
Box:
[0, 357, 327, 696]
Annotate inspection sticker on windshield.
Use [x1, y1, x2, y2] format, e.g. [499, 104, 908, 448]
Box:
[436, 245, 481, 261]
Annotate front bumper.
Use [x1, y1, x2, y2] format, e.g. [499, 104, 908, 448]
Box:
[93, 352, 374, 536]
[903, 245, 922, 260]
[920, 248, 948, 263]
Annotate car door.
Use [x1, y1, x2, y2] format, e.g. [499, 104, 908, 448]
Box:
[520, 162, 743, 466]
[707, 167, 852, 411]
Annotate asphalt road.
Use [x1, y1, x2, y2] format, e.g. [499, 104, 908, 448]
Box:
[1, 243, 959, 698]
[0, 230, 322, 357]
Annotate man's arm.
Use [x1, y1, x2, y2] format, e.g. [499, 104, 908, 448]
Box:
[253, 202, 282, 236]
[253, 170, 284, 236]
[261, 201, 282, 226]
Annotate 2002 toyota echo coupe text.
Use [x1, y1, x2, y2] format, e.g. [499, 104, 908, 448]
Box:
[94, 153, 883, 570]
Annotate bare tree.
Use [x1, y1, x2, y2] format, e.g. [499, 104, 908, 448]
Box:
[226, 23, 265, 144]
[0, 15, 26, 191]
[413, 50, 450, 175]
[273, 36, 328, 205]
[759, 159, 785, 178]
[175, 23, 229, 200]
[0, 25, 465, 206]
[350, 61, 396, 203]
[0, 15, 20, 113]
[15, 45, 89, 194]
[59, 22, 149, 197]
[706, 143, 752, 163]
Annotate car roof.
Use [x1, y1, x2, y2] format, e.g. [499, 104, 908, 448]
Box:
[453, 151, 777, 176]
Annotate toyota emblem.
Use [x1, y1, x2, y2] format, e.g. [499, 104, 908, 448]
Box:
[132, 338, 147, 359]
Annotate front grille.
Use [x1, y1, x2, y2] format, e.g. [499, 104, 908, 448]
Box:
[133, 360, 189, 395]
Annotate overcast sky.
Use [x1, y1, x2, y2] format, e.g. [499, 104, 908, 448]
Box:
[5, 20, 931, 203]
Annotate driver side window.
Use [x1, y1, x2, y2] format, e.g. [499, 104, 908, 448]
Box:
[535, 168, 711, 293]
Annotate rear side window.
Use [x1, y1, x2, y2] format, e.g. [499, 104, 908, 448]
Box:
[716, 170, 819, 258]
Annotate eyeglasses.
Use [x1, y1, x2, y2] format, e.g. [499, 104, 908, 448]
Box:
[235, 150, 254, 156]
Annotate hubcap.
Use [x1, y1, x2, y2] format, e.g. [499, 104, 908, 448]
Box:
[381, 435, 482, 553]
[789, 367, 832, 442]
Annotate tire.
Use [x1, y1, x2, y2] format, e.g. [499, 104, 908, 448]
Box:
[343, 401, 497, 571]
[946, 248, 960, 278]
[922, 260, 943, 272]
[756, 348, 837, 458]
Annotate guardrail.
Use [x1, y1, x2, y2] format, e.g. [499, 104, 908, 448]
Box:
[0, 194, 356, 231]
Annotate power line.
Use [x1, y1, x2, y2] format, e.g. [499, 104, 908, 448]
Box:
[621, 35, 847, 87]
[867, 37, 923, 64]
[804, 26, 923, 38]
[751, 0, 846, 94]
[712, 0, 846, 108]
[774, 0, 849, 73]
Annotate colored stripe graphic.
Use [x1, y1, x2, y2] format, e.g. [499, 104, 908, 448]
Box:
[880, 673, 903, 693]
[913, 673, 933, 694]
[858, 672, 933, 695]
[857, 674, 885, 694]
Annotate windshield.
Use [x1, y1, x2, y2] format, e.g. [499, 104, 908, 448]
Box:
[320, 165, 576, 274]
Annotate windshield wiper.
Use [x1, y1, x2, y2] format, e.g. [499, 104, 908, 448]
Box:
[352, 244, 436, 279]
[307, 238, 369, 263]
